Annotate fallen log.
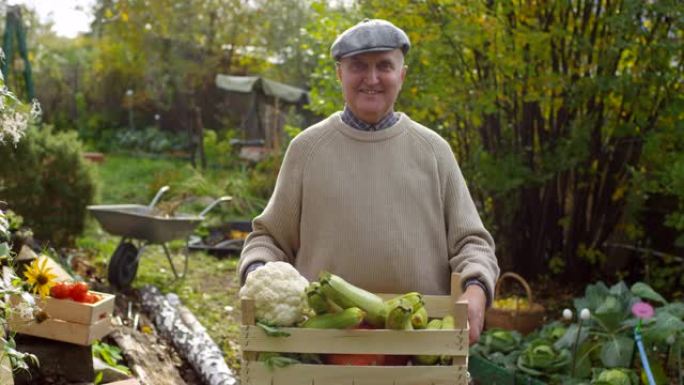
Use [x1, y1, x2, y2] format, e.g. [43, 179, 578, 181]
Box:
[110, 326, 187, 385]
[140, 285, 237, 385]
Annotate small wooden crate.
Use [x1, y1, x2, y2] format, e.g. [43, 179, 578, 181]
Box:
[240, 274, 469, 385]
[11, 291, 115, 346]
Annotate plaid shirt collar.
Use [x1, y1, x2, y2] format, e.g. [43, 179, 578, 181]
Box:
[341, 106, 399, 131]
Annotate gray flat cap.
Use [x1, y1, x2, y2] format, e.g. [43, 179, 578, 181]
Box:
[331, 19, 410, 61]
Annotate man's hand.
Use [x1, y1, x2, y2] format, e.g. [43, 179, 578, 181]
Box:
[458, 284, 487, 345]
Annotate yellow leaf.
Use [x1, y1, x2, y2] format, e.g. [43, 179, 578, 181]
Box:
[121, 12, 129, 22]
[612, 185, 626, 201]
[591, 159, 598, 173]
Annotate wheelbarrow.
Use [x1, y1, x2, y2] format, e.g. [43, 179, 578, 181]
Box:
[87, 186, 231, 288]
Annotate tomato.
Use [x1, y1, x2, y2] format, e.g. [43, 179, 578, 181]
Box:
[70, 282, 90, 302]
[83, 293, 101, 304]
[50, 282, 71, 299]
[324, 322, 387, 365]
[325, 353, 386, 366]
[383, 355, 410, 366]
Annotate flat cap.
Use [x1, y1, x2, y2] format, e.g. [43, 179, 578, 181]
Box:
[331, 19, 410, 61]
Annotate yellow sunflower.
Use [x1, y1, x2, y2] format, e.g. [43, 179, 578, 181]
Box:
[23, 257, 58, 298]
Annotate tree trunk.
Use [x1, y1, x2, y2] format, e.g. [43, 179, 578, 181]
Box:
[110, 327, 187, 385]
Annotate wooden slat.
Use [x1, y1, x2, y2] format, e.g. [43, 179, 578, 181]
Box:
[241, 326, 468, 356]
[243, 362, 467, 385]
[11, 291, 115, 325]
[39, 291, 115, 324]
[12, 316, 112, 346]
[240, 299, 258, 376]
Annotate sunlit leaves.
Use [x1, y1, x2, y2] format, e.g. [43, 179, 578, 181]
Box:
[306, 0, 684, 276]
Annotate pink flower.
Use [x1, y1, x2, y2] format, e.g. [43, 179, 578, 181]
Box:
[631, 302, 655, 320]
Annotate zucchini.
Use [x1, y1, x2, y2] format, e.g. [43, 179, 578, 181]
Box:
[385, 292, 424, 313]
[439, 315, 455, 365]
[413, 319, 443, 365]
[319, 272, 387, 328]
[385, 298, 413, 330]
[306, 282, 330, 315]
[301, 307, 365, 329]
[411, 306, 428, 329]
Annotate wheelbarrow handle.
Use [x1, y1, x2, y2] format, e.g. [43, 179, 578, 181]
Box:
[148, 185, 170, 209]
[199, 196, 232, 217]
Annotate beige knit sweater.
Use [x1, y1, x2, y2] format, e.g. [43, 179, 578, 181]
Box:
[238, 112, 499, 297]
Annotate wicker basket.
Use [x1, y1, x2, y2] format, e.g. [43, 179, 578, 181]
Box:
[485, 272, 545, 335]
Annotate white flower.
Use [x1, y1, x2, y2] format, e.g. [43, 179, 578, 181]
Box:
[0, 216, 8, 234]
[0, 266, 18, 292]
[580, 308, 591, 320]
[14, 300, 35, 321]
[30, 99, 42, 120]
[562, 308, 573, 320]
[666, 335, 676, 345]
[0, 110, 29, 145]
[20, 291, 36, 306]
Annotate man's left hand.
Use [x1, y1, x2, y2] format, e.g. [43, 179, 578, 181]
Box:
[458, 284, 487, 345]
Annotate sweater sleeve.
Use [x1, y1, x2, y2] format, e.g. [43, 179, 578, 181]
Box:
[237, 136, 309, 281]
[441, 145, 500, 303]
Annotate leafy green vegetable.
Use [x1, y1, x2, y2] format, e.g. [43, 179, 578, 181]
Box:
[258, 352, 301, 370]
[630, 283, 667, 305]
[517, 339, 571, 377]
[591, 368, 636, 385]
[554, 323, 589, 351]
[642, 310, 684, 344]
[92, 341, 131, 375]
[257, 352, 322, 371]
[599, 336, 634, 368]
[490, 329, 522, 353]
[257, 321, 291, 337]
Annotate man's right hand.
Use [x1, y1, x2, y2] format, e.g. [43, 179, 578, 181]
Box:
[241, 261, 265, 284]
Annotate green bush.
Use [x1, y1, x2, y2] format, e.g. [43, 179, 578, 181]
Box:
[0, 125, 97, 247]
[203, 129, 239, 169]
[82, 126, 187, 154]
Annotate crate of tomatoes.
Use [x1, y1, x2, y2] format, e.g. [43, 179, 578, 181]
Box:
[11, 280, 115, 345]
[239, 262, 469, 385]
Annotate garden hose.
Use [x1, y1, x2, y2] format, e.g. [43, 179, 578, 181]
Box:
[634, 322, 656, 385]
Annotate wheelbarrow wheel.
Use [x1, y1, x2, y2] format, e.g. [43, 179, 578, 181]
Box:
[108, 242, 140, 289]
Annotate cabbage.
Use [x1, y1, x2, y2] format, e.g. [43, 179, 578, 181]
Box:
[517, 339, 571, 376]
[592, 368, 634, 385]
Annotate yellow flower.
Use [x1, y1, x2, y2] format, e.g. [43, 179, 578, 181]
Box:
[23, 257, 57, 298]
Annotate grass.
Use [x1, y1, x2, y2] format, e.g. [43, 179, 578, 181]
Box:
[78, 153, 248, 374]
[93, 153, 196, 204]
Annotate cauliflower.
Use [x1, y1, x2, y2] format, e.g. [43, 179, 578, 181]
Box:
[239, 261, 309, 326]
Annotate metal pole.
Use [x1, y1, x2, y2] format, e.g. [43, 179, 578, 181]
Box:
[126, 89, 134, 129]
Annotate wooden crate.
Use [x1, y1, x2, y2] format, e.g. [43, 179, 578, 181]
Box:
[10, 291, 115, 346]
[240, 274, 469, 385]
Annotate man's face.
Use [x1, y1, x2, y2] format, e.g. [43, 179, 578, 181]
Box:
[336, 49, 406, 124]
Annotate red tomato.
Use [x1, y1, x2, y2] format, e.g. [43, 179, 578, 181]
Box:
[325, 353, 386, 366]
[383, 355, 410, 366]
[70, 282, 90, 302]
[50, 283, 71, 299]
[83, 293, 101, 304]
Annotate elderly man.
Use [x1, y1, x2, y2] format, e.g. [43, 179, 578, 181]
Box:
[238, 19, 499, 344]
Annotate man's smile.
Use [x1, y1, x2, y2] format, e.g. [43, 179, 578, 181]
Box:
[359, 89, 383, 95]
